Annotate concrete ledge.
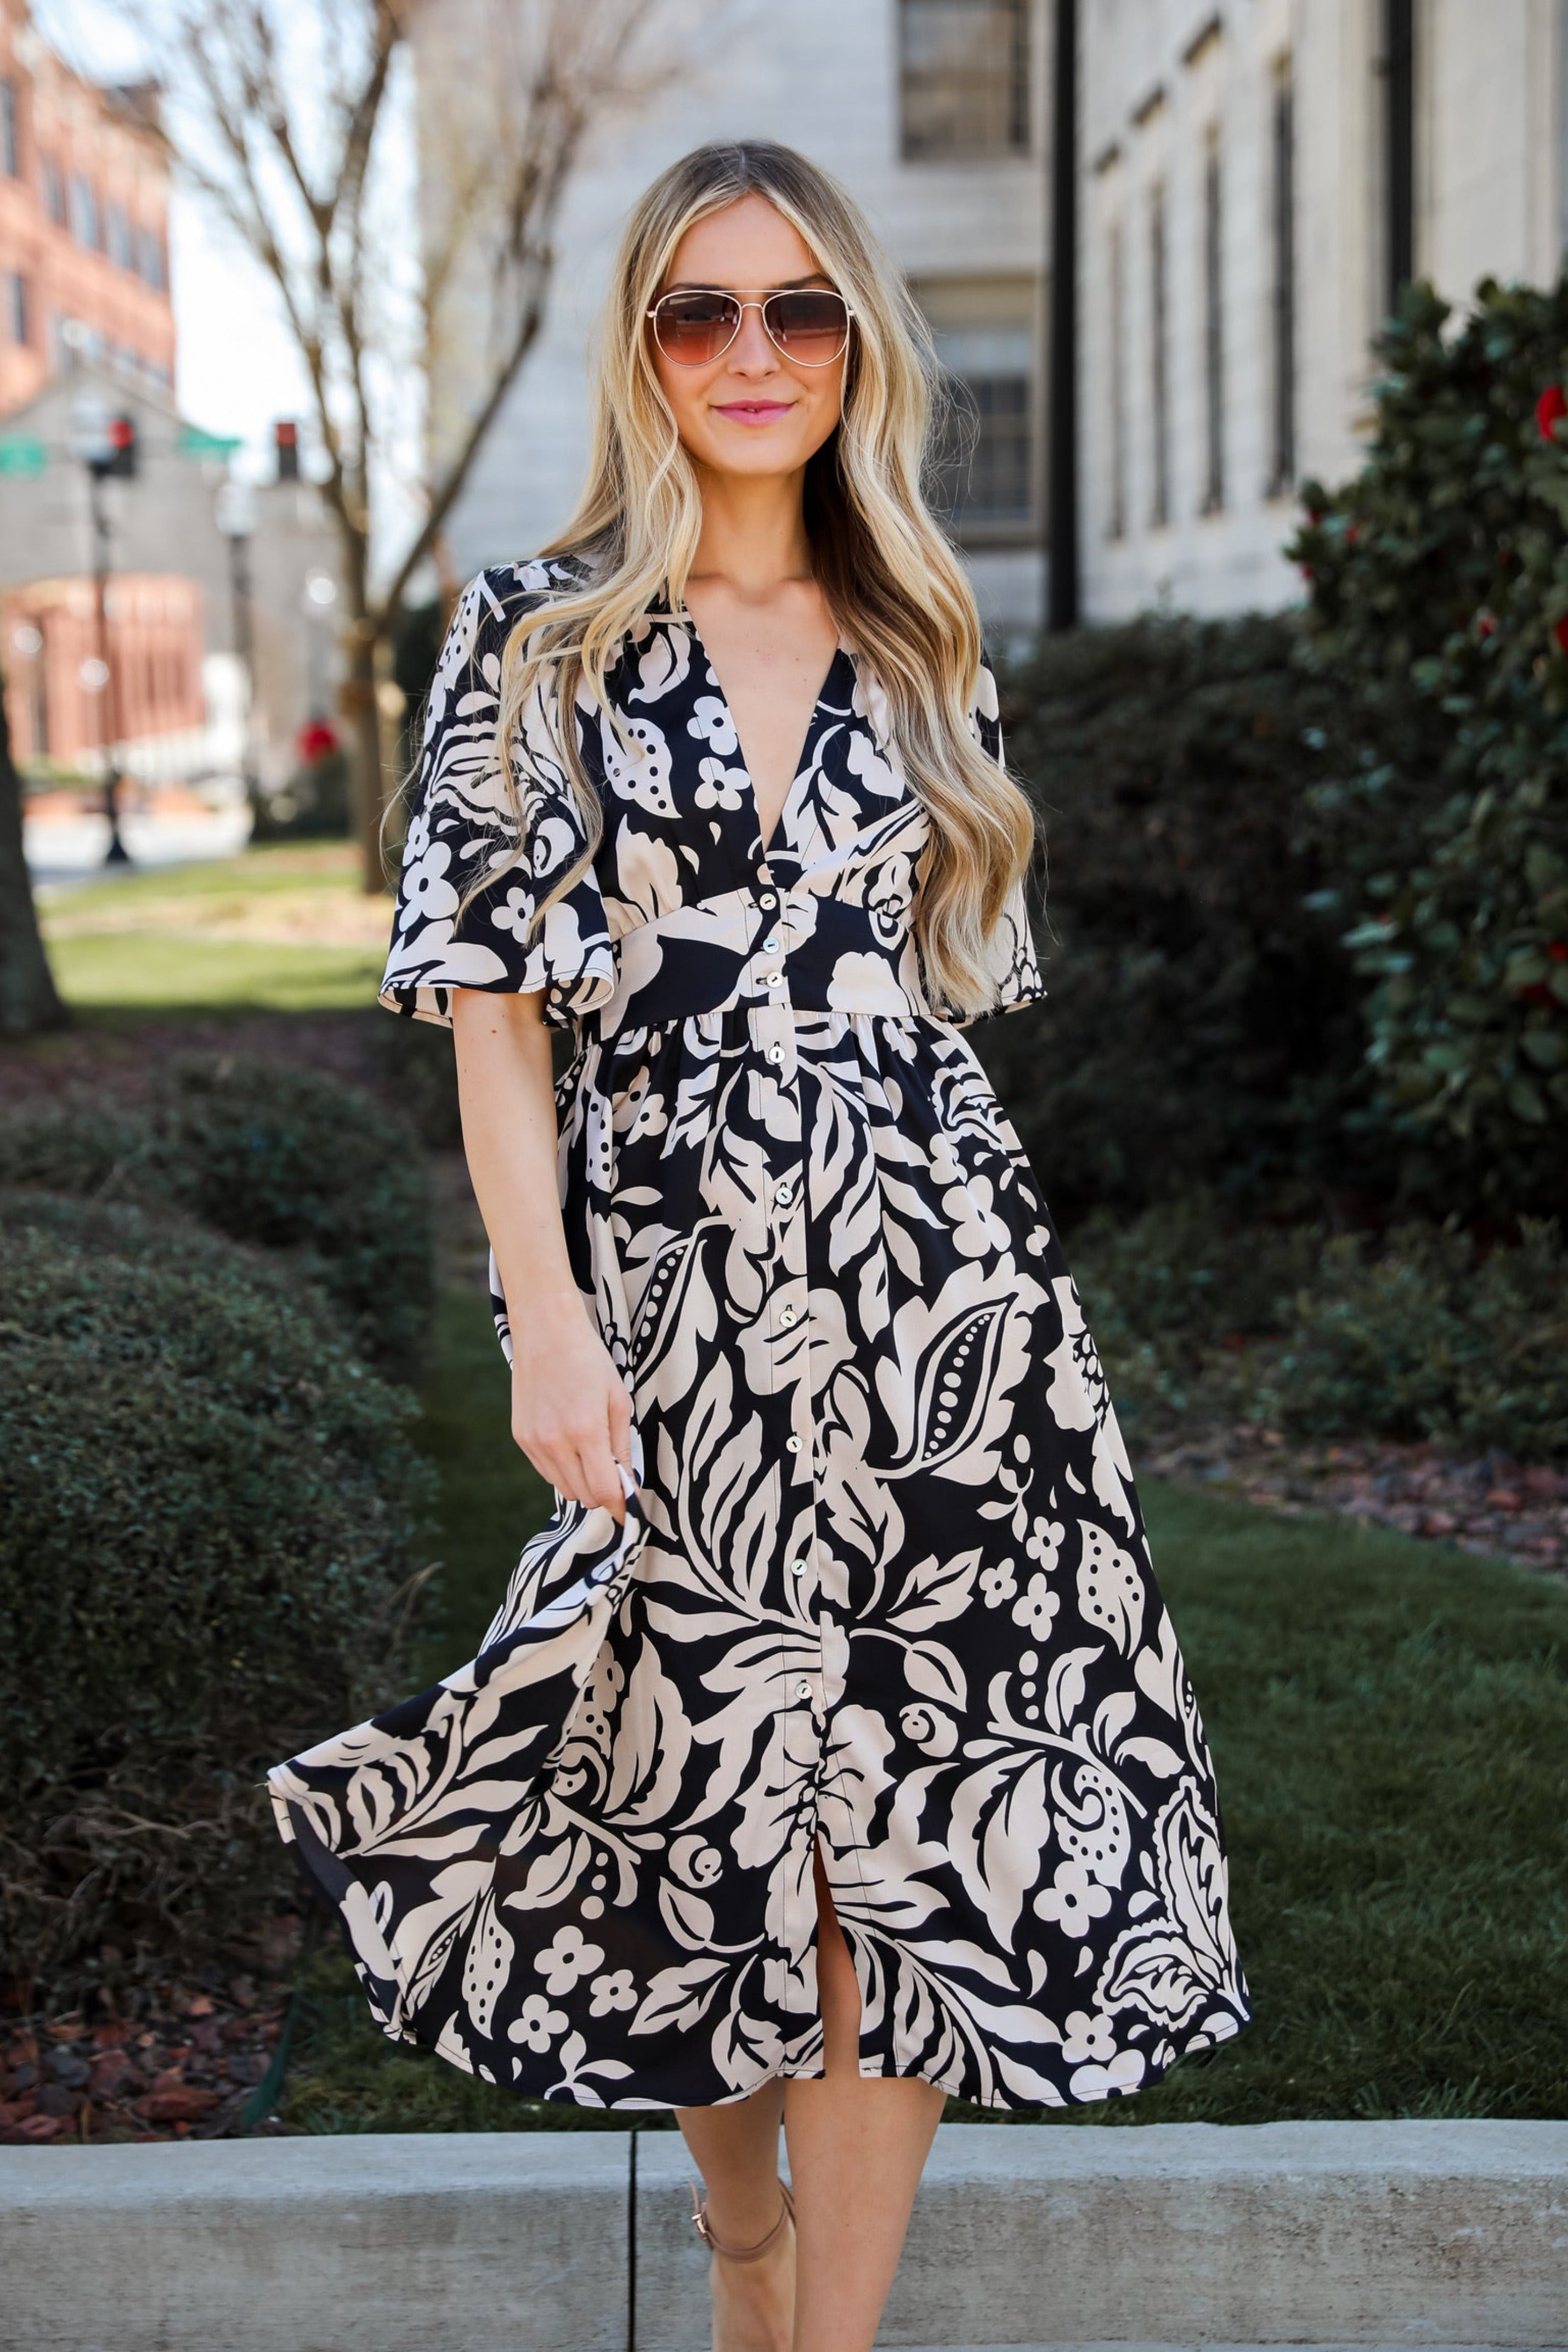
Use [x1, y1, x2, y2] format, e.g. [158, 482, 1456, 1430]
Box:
[1, 2120, 1565, 2352]
[0, 2131, 629, 2352]
[637, 2123, 1568, 2350]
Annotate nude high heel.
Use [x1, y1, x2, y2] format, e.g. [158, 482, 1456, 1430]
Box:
[689, 2178, 795, 2259]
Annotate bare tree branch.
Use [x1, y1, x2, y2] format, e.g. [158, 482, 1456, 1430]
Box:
[135, 0, 703, 887]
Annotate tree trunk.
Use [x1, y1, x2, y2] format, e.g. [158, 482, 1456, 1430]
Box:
[0, 668, 68, 1036]
[339, 601, 389, 897]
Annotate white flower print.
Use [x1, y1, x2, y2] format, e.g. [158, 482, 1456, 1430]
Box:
[1011, 1574, 1060, 1640]
[694, 757, 746, 811]
[270, 562, 1248, 2122]
[489, 884, 536, 943]
[1026, 1517, 1066, 1572]
[1035, 1861, 1115, 1938]
[588, 1970, 638, 2017]
[536, 1924, 604, 1996]
[1060, 2009, 1118, 2065]
[979, 1559, 1018, 1607]
[508, 1993, 568, 2052]
[397, 841, 458, 932]
[687, 692, 738, 756]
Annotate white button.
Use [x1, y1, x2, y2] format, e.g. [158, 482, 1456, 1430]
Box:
[786, 1435, 802, 1454]
[758, 892, 777, 909]
[794, 1678, 812, 1700]
[767, 1043, 784, 1065]
[779, 1303, 797, 1327]
[765, 973, 783, 988]
[762, 932, 780, 952]
[774, 1180, 794, 1206]
[790, 1554, 806, 1573]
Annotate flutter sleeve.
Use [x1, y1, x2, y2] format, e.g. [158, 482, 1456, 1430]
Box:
[378, 564, 616, 1031]
[935, 653, 1048, 1030]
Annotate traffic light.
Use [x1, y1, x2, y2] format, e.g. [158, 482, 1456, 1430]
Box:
[95, 414, 137, 479]
[275, 418, 299, 480]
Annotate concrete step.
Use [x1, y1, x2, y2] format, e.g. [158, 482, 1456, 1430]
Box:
[1, 2119, 1564, 2352]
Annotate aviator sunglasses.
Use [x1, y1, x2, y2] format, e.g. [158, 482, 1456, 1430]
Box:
[647, 284, 854, 368]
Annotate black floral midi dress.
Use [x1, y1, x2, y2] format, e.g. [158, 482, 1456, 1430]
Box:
[269, 557, 1250, 2112]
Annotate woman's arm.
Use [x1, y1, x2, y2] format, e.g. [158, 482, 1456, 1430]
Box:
[451, 988, 633, 1523]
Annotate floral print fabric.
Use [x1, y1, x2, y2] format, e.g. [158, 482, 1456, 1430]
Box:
[269, 558, 1250, 2111]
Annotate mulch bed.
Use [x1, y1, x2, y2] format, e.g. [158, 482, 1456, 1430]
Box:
[0, 1930, 301, 2147]
[1145, 1426, 1568, 1575]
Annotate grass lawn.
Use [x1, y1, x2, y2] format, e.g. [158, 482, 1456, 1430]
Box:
[279, 1277, 1568, 2134]
[38, 843, 390, 1013]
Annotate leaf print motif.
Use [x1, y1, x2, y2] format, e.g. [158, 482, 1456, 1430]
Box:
[269, 562, 1249, 2114]
[1077, 1521, 1146, 1656]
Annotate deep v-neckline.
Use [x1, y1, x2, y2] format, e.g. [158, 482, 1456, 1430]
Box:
[676, 602, 851, 861]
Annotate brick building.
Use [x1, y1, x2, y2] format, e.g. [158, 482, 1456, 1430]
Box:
[0, 0, 173, 420]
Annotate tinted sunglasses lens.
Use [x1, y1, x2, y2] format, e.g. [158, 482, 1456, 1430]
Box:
[654, 291, 740, 363]
[765, 291, 849, 360]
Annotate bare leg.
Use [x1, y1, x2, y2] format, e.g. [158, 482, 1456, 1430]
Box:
[675, 2077, 794, 2352]
[784, 1846, 946, 2352]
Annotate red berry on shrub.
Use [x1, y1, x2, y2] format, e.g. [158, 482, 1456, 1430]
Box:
[1549, 942, 1568, 962]
[1478, 612, 1497, 637]
[1519, 982, 1554, 1007]
[1537, 384, 1568, 440]
[1554, 614, 1568, 655]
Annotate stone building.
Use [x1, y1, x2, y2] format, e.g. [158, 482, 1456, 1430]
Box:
[0, 0, 174, 420]
[1076, 0, 1568, 620]
[415, 0, 1054, 632]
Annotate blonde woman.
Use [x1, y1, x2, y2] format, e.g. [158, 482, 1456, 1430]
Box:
[271, 141, 1248, 2352]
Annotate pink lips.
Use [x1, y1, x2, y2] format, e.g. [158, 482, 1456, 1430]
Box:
[713, 401, 795, 426]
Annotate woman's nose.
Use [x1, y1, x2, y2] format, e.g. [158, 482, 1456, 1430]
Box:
[726, 305, 780, 375]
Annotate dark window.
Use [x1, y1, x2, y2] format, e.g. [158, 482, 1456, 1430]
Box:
[1149, 183, 1170, 527]
[928, 325, 1035, 530]
[1201, 139, 1224, 513]
[42, 154, 65, 224]
[106, 201, 132, 270]
[899, 0, 1031, 159]
[1269, 69, 1297, 491]
[1107, 219, 1126, 539]
[8, 271, 29, 346]
[69, 173, 100, 250]
[1, 78, 19, 179]
[137, 224, 167, 291]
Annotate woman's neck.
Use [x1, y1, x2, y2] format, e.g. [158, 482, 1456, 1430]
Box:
[687, 465, 815, 596]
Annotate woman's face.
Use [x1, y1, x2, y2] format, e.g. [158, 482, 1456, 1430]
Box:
[648, 193, 848, 483]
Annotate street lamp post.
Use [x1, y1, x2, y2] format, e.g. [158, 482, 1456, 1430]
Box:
[215, 477, 260, 812]
[70, 388, 137, 864]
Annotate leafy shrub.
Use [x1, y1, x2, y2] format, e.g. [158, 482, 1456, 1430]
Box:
[1293, 276, 1568, 1217]
[1261, 1220, 1568, 1459]
[986, 615, 1371, 1220]
[0, 1192, 435, 1997]
[1067, 1194, 1316, 1434]
[1068, 1191, 1568, 1463]
[0, 1054, 433, 1372]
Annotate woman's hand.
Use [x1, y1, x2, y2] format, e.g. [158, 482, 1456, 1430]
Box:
[450, 987, 637, 1526]
[512, 1293, 636, 1522]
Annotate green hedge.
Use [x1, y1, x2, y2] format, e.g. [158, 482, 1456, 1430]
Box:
[0, 1053, 433, 1372]
[986, 615, 1372, 1222]
[0, 1192, 435, 1998]
[1069, 1191, 1568, 1463]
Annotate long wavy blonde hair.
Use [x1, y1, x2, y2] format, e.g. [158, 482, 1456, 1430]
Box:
[491, 138, 1037, 1017]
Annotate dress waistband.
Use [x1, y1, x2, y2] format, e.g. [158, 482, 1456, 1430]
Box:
[591, 886, 938, 1041]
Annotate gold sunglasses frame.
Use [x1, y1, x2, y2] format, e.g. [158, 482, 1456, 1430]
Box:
[646, 285, 856, 369]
